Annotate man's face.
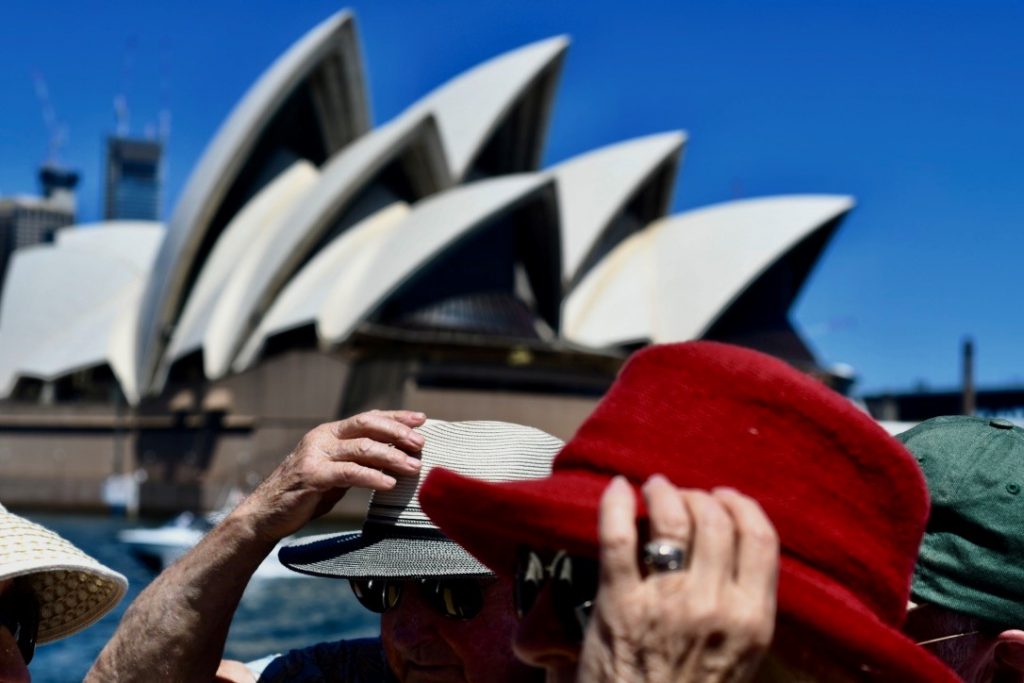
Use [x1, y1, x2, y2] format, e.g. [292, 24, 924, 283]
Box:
[511, 582, 581, 683]
[381, 576, 543, 683]
[0, 579, 31, 683]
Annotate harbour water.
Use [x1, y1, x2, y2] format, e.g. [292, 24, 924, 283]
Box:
[22, 512, 380, 683]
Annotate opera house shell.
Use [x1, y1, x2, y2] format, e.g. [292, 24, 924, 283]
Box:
[0, 11, 853, 513]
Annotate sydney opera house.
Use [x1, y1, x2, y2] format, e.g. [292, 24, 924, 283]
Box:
[0, 11, 854, 513]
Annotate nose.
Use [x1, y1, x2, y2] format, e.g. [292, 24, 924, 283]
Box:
[0, 626, 30, 683]
[512, 584, 579, 674]
[383, 586, 447, 655]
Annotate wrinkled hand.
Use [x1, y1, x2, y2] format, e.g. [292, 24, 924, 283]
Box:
[233, 409, 426, 543]
[578, 475, 779, 683]
[215, 659, 255, 683]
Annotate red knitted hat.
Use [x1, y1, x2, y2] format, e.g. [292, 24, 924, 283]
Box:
[421, 341, 958, 682]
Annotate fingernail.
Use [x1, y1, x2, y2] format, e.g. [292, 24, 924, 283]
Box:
[413, 412, 426, 420]
[410, 431, 425, 447]
[608, 475, 629, 492]
[644, 473, 669, 487]
[383, 475, 397, 487]
[713, 486, 738, 495]
[406, 456, 422, 469]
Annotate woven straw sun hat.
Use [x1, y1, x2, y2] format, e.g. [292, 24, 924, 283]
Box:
[279, 419, 562, 579]
[0, 502, 128, 643]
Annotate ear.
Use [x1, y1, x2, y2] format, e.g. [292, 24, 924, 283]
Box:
[994, 630, 1024, 672]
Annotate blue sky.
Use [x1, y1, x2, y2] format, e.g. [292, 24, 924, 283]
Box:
[1, 0, 1021, 394]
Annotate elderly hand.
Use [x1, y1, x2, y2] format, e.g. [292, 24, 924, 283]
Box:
[233, 409, 427, 543]
[215, 659, 256, 682]
[578, 475, 779, 683]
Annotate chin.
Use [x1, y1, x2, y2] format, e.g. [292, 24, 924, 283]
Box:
[543, 664, 579, 683]
[402, 664, 466, 683]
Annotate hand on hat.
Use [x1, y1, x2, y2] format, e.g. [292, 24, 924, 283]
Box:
[88, 410, 427, 683]
[578, 475, 778, 683]
[235, 410, 427, 543]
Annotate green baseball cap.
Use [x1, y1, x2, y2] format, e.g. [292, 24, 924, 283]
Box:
[898, 415, 1024, 626]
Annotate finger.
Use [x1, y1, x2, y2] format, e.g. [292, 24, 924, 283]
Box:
[332, 412, 426, 452]
[215, 659, 257, 683]
[325, 437, 422, 476]
[712, 488, 779, 595]
[683, 490, 737, 589]
[351, 409, 427, 430]
[380, 410, 427, 428]
[597, 476, 642, 591]
[332, 413, 426, 454]
[326, 460, 398, 491]
[642, 474, 692, 551]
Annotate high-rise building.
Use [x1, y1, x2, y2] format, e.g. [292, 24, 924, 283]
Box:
[104, 137, 162, 220]
[0, 165, 78, 296]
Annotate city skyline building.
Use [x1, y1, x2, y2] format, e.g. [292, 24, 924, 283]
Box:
[103, 136, 162, 220]
[0, 164, 78, 297]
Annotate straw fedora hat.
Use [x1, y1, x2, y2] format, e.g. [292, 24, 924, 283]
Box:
[0, 503, 128, 643]
[280, 419, 562, 579]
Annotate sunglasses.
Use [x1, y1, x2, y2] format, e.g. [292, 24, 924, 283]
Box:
[349, 578, 485, 620]
[0, 584, 39, 665]
[515, 549, 598, 640]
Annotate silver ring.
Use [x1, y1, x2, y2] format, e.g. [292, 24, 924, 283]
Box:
[642, 540, 686, 573]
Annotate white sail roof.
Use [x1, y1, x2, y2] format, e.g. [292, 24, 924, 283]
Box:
[14, 284, 136, 384]
[232, 202, 411, 373]
[135, 10, 370, 395]
[401, 36, 568, 180]
[201, 113, 449, 380]
[55, 222, 164, 267]
[564, 195, 854, 347]
[162, 160, 320, 368]
[222, 36, 570, 368]
[136, 32, 570, 396]
[0, 224, 163, 400]
[549, 132, 685, 288]
[317, 174, 555, 344]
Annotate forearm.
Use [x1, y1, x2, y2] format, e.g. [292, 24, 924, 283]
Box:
[87, 512, 276, 682]
[86, 410, 426, 681]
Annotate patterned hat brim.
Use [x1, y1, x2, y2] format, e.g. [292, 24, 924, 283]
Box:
[0, 509, 128, 644]
[279, 530, 492, 579]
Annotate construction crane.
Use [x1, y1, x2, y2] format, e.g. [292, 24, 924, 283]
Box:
[115, 35, 136, 137]
[30, 69, 67, 165]
[157, 37, 172, 142]
[113, 35, 172, 143]
[114, 94, 130, 137]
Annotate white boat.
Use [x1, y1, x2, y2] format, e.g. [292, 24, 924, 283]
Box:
[118, 511, 207, 571]
[118, 509, 299, 579]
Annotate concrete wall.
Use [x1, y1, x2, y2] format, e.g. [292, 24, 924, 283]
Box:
[405, 384, 598, 441]
[0, 427, 120, 508]
[0, 344, 616, 516]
